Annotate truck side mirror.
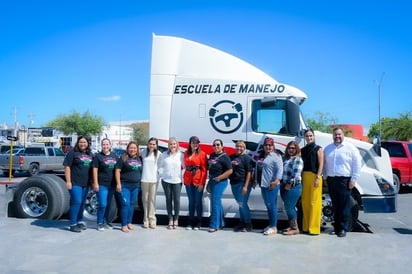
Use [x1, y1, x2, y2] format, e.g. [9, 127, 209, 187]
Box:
[372, 136, 382, 157]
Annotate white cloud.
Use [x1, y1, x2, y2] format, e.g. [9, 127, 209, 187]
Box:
[98, 95, 121, 102]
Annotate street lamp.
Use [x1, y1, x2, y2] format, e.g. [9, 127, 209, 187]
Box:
[21, 125, 26, 147]
[376, 72, 385, 141]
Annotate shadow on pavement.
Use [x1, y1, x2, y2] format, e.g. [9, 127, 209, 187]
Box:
[31, 219, 69, 231]
[393, 227, 412, 234]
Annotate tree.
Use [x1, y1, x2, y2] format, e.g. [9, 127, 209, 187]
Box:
[130, 122, 149, 145]
[305, 111, 339, 133]
[47, 110, 105, 137]
[368, 112, 412, 141]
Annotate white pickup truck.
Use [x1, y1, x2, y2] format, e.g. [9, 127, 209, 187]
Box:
[0, 145, 65, 176]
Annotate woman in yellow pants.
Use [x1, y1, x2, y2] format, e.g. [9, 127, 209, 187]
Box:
[301, 129, 324, 235]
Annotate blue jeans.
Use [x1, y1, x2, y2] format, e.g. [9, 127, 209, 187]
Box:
[230, 182, 252, 224]
[280, 183, 302, 220]
[261, 185, 280, 228]
[185, 184, 204, 227]
[96, 185, 115, 225]
[209, 179, 228, 229]
[119, 183, 140, 227]
[162, 181, 182, 221]
[69, 185, 89, 226]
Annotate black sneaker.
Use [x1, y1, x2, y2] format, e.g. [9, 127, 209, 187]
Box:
[233, 224, 244, 232]
[69, 225, 81, 233]
[77, 222, 87, 230]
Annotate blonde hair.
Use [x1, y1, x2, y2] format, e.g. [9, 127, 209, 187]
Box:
[235, 140, 246, 149]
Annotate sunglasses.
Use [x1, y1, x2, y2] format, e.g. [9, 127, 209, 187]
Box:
[213, 143, 221, 147]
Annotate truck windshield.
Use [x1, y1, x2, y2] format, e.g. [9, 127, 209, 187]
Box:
[251, 99, 301, 135]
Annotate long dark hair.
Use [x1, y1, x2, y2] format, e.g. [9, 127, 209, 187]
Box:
[74, 136, 92, 154]
[146, 137, 159, 159]
[122, 141, 140, 162]
[187, 136, 200, 156]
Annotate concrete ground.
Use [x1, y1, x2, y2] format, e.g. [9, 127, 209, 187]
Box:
[1, 185, 411, 274]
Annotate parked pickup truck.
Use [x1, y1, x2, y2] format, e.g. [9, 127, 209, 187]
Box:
[381, 141, 412, 192]
[0, 145, 65, 176]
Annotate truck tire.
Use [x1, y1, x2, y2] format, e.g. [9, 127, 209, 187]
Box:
[83, 190, 118, 223]
[40, 174, 70, 219]
[27, 163, 40, 176]
[13, 176, 61, 219]
[321, 193, 358, 232]
[393, 174, 400, 194]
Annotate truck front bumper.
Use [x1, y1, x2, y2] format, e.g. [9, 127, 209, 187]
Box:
[362, 195, 397, 213]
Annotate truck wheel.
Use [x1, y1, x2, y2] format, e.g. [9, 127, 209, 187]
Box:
[27, 163, 40, 176]
[321, 193, 358, 232]
[393, 174, 400, 194]
[40, 174, 70, 219]
[83, 190, 118, 223]
[13, 176, 60, 219]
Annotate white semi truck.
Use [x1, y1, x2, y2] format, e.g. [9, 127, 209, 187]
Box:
[149, 34, 397, 230]
[2, 35, 396, 231]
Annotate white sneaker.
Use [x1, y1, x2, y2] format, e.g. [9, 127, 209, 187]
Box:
[103, 223, 113, 230]
[186, 226, 192, 230]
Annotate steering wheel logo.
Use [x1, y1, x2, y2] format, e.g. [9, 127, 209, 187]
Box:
[209, 100, 244, 134]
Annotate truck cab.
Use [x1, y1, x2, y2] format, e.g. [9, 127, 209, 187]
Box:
[149, 35, 397, 229]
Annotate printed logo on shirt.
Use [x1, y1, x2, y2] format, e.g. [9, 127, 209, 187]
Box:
[103, 157, 117, 169]
[127, 158, 142, 170]
[79, 154, 93, 167]
[231, 157, 241, 166]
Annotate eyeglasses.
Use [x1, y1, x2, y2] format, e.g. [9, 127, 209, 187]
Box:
[213, 144, 221, 147]
[288, 147, 296, 150]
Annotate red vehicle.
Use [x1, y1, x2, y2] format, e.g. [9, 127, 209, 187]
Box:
[381, 141, 412, 192]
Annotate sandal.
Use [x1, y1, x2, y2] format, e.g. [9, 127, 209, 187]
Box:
[173, 220, 178, 229]
[167, 221, 173, 230]
[127, 224, 134, 230]
[121, 226, 130, 233]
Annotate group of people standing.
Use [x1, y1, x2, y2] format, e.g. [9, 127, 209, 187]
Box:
[255, 127, 361, 238]
[63, 127, 361, 238]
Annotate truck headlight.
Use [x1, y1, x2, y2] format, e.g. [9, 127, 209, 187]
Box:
[375, 174, 395, 195]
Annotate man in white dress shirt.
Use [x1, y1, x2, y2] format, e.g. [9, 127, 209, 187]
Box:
[323, 127, 362, 237]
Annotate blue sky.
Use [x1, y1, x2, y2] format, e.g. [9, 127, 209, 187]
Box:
[0, 1, 410, 133]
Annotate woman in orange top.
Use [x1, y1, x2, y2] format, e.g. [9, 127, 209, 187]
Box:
[183, 136, 208, 230]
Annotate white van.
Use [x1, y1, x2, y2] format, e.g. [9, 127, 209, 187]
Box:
[150, 34, 397, 230]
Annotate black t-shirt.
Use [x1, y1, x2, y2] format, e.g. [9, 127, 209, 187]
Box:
[229, 153, 252, 184]
[92, 151, 118, 187]
[208, 152, 232, 179]
[115, 156, 142, 184]
[63, 150, 93, 186]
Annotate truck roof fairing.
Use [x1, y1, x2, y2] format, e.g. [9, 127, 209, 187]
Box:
[151, 34, 307, 105]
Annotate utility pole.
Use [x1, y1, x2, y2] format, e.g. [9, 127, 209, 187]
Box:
[376, 72, 385, 141]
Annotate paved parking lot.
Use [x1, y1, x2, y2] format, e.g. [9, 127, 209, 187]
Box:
[1, 184, 411, 274]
